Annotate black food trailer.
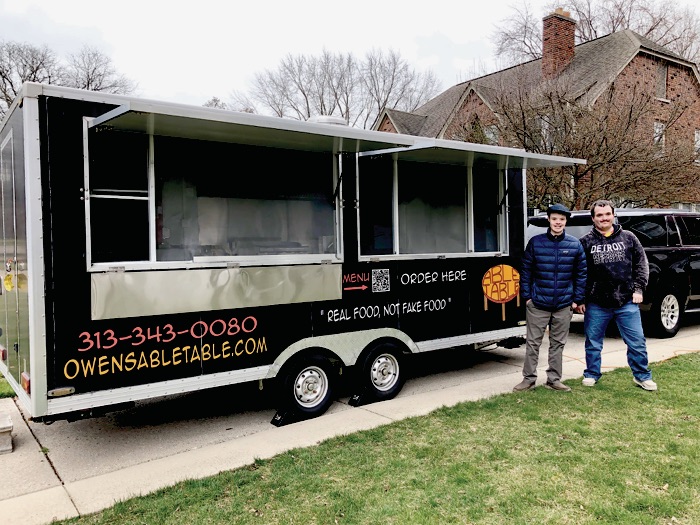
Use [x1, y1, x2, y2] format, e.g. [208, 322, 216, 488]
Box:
[0, 83, 585, 424]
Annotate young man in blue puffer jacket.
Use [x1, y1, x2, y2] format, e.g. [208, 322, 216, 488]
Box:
[513, 203, 587, 392]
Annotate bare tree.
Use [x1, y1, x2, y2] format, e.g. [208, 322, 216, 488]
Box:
[484, 69, 699, 209]
[64, 45, 136, 94]
[0, 41, 64, 112]
[359, 49, 442, 129]
[0, 41, 136, 117]
[493, 0, 700, 65]
[235, 51, 353, 121]
[227, 90, 258, 114]
[203, 96, 230, 109]
[491, 3, 544, 65]
[228, 48, 441, 129]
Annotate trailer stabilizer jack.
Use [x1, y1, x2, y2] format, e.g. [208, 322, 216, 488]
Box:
[347, 393, 369, 407]
[499, 336, 526, 349]
[270, 410, 305, 427]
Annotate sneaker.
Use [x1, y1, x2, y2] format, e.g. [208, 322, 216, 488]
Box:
[545, 380, 571, 392]
[582, 377, 597, 387]
[633, 378, 658, 391]
[513, 379, 536, 392]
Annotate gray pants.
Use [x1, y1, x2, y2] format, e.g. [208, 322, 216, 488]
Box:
[522, 301, 574, 383]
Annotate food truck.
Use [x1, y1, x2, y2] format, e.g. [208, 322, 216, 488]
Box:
[0, 83, 584, 424]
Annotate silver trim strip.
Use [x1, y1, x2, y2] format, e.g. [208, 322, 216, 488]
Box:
[46, 365, 271, 415]
[415, 327, 525, 352]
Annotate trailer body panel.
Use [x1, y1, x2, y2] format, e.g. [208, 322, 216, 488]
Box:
[0, 83, 585, 420]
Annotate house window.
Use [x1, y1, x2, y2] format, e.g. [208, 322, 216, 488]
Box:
[539, 116, 554, 150]
[653, 122, 666, 152]
[484, 125, 499, 145]
[695, 130, 700, 165]
[656, 62, 668, 99]
[461, 116, 498, 145]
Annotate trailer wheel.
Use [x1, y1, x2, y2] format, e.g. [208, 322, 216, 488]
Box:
[358, 343, 406, 402]
[280, 356, 335, 418]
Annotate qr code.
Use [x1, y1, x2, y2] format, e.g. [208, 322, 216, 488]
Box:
[372, 269, 390, 293]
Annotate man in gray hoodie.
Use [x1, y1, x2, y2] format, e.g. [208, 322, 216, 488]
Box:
[578, 199, 657, 391]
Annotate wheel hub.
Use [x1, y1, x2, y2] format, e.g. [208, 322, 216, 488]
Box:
[660, 294, 680, 330]
[294, 367, 328, 408]
[371, 354, 399, 391]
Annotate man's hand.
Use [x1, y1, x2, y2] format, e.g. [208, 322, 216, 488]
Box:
[632, 292, 643, 304]
[575, 304, 586, 314]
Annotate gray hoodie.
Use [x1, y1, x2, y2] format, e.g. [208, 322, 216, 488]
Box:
[579, 224, 649, 308]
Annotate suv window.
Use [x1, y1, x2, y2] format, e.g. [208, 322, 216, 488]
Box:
[527, 214, 592, 241]
[616, 215, 668, 248]
[527, 213, 681, 247]
[676, 215, 700, 246]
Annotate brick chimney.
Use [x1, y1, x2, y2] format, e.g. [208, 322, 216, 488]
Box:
[542, 8, 576, 79]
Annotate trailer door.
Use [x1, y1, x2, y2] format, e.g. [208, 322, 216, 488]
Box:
[0, 126, 30, 389]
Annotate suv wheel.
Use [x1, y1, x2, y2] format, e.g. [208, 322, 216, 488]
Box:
[646, 289, 683, 338]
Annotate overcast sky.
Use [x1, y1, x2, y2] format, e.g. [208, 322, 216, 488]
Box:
[0, 0, 630, 107]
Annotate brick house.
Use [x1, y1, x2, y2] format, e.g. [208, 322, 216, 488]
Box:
[374, 8, 700, 209]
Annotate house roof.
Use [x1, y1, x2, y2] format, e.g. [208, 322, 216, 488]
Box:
[381, 109, 428, 136]
[380, 29, 698, 138]
[381, 82, 469, 137]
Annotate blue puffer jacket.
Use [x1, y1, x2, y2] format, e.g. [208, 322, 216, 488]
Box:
[520, 230, 587, 311]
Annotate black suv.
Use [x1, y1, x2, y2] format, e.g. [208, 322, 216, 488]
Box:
[527, 208, 700, 338]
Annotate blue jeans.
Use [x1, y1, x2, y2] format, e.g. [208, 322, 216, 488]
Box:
[583, 301, 652, 381]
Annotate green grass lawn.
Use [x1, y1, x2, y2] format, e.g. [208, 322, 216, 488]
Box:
[0, 372, 14, 398]
[53, 352, 700, 524]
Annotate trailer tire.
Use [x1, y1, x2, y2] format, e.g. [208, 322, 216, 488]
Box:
[279, 356, 335, 419]
[358, 343, 406, 402]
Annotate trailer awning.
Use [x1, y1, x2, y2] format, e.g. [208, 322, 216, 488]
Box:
[88, 101, 409, 154]
[356, 143, 584, 169]
[87, 100, 585, 169]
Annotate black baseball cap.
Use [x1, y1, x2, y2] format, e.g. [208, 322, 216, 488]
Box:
[546, 203, 571, 218]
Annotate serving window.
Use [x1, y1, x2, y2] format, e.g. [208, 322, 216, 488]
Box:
[358, 154, 504, 258]
[85, 129, 340, 270]
[88, 129, 150, 264]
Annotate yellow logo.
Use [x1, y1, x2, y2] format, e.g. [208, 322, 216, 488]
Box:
[482, 264, 521, 320]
